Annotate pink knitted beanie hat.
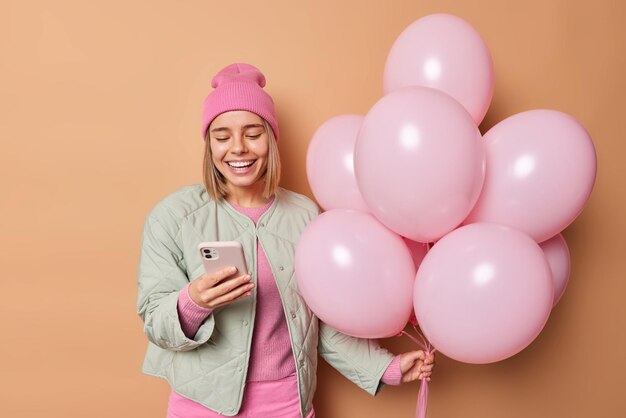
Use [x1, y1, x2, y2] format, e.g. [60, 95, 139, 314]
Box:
[201, 63, 279, 141]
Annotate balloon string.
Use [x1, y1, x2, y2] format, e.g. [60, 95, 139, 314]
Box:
[416, 376, 429, 418]
[413, 323, 430, 349]
[401, 331, 427, 351]
[402, 327, 436, 418]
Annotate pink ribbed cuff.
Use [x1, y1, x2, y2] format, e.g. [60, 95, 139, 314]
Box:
[381, 355, 403, 386]
[177, 283, 213, 339]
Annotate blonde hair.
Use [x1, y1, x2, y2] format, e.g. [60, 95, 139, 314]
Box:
[203, 118, 281, 201]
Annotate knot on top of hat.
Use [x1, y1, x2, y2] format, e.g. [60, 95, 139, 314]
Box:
[211, 63, 266, 88]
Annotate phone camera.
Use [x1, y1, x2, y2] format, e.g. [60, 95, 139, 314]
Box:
[205, 253, 213, 259]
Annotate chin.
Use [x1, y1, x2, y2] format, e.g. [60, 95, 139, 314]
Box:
[225, 174, 264, 189]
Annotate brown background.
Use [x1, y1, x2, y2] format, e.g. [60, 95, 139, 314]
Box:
[1, 0, 624, 417]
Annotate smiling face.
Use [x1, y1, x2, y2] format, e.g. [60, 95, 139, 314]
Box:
[208, 110, 270, 196]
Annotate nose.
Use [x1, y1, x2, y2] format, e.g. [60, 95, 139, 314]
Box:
[230, 134, 248, 154]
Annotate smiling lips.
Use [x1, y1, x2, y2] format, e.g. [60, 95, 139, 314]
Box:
[226, 159, 256, 174]
[227, 160, 255, 168]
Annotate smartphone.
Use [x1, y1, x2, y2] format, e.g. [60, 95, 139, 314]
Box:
[198, 241, 248, 281]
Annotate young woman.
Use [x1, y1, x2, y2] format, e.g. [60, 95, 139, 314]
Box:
[137, 63, 434, 418]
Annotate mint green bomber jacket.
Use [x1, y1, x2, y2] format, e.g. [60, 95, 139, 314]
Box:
[136, 184, 394, 417]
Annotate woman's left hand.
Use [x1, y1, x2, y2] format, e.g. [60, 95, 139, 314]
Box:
[399, 350, 435, 383]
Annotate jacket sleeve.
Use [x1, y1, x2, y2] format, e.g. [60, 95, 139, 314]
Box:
[136, 215, 215, 352]
[318, 321, 395, 395]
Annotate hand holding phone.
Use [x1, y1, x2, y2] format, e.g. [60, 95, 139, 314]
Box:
[188, 241, 254, 309]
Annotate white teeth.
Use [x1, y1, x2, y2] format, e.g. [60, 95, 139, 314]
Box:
[227, 160, 254, 168]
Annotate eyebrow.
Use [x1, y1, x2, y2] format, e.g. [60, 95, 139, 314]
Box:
[210, 124, 265, 133]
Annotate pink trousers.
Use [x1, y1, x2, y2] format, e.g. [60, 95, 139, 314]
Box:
[166, 374, 315, 418]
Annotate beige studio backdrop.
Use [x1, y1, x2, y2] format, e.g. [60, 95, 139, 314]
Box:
[1, 0, 625, 417]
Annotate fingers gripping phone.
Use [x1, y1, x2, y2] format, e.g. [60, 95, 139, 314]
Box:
[198, 241, 249, 281]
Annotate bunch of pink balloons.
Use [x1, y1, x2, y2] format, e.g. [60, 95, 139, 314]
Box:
[297, 13, 596, 364]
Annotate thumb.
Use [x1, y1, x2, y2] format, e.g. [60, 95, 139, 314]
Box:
[204, 266, 238, 287]
[400, 350, 425, 373]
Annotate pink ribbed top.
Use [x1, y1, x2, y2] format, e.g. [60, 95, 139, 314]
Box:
[228, 197, 296, 380]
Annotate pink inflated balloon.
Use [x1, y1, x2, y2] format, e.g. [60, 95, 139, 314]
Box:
[355, 86, 485, 243]
[414, 223, 553, 364]
[384, 13, 494, 124]
[464, 110, 597, 243]
[295, 209, 415, 338]
[306, 115, 369, 212]
[539, 233, 571, 306]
